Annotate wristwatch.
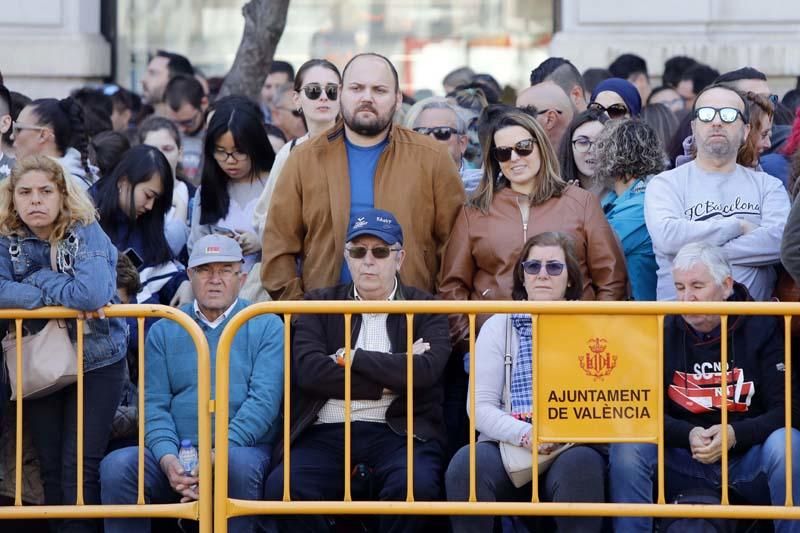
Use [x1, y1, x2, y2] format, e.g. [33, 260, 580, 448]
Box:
[334, 348, 347, 367]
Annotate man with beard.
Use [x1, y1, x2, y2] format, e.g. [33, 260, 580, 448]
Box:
[141, 50, 194, 113]
[644, 84, 790, 301]
[261, 53, 465, 300]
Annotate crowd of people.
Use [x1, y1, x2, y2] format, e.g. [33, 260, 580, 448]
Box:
[0, 47, 800, 533]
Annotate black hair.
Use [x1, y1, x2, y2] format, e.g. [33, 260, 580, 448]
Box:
[343, 53, 400, 93]
[609, 53, 649, 79]
[264, 123, 287, 143]
[773, 101, 795, 126]
[0, 84, 10, 117]
[2, 91, 31, 148]
[715, 67, 767, 85]
[88, 130, 131, 178]
[782, 89, 800, 114]
[472, 74, 502, 101]
[557, 109, 609, 185]
[530, 58, 587, 104]
[663, 56, 698, 88]
[647, 85, 679, 105]
[293, 59, 341, 92]
[690, 83, 749, 119]
[164, 74, 205, 111]
[666, 111, 694, 167]
[199, 96, 276, 225]
[680, 64, 720, 95]
[94, 144, 174, 265]
[29, 97, 92, 176]
[109, 86, 137, 112]
[136, 115, 182, 149]
[269, 60, 295, 81]
[582, 68, 612, 95]
[155, 50, 194, 77]
[71, 88, 114, 138]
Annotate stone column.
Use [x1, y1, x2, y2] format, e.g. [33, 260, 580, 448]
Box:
[550, 0, 800, 92]
[0, 0, 110, 98]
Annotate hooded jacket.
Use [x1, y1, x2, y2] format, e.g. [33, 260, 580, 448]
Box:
[663, 282, 786, 452]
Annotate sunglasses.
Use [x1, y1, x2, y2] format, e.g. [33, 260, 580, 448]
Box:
[413, 126, 459, 141]
[521, 259, 565, 276]
[302, 83, 339, 101]
[587, 102, 629, 119]
[493, 138, 536, 162]
[693, 106, 746, 124]
[345, 245, 401, 259]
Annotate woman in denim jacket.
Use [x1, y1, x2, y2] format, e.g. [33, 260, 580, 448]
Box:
[0, 155, 127, 532]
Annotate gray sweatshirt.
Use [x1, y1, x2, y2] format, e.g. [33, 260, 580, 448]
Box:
[644, 160, 790, 301]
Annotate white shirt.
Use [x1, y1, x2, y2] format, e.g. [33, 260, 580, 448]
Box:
[193, 298, 239, 329]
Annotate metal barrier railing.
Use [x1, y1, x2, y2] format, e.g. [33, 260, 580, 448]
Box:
[0, 304, 212, 531]
[213, 300, 800, 532]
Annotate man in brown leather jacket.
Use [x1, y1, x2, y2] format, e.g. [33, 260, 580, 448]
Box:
[261, 53, 466, 301]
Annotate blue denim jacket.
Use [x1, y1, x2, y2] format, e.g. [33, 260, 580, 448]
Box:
[0, 221, 128, 372]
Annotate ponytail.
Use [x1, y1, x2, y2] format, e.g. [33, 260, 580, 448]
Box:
[29, 98, 92, 177]
[60, 97, 92, 178]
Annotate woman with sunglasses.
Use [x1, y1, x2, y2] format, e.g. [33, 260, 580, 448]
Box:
[594, 119, 664, 301]
[445, 231, 606, 533]
[252, 59, 341, 237]
[557, 109, 609, 195]
[588, 78, 642, 119]
[439, 108, 627, 348]
[189, 96, 276, 274]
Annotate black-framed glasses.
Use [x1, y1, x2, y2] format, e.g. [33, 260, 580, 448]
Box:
[413, 126, 459, 141]
[275, 106, 303, 118]
[213, 149, 249, 162]
[521, 259, 565, 276]
[302, 84, 339, 101]
[587, 102, 629, 119]
[571, 136, 596, 154]
[694, 106, 746, 124]
[493, 138, 536, 162]
[345, 245, 401, 259]
[536, 108, 564, 116]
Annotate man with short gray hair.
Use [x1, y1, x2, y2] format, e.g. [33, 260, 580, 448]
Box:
[610, 241, 800, 533]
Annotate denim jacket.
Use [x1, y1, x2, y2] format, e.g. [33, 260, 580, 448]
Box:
[0, 221, 128, 372]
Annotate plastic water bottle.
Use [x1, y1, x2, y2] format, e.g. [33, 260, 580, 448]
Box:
[178, 440, 198, 475]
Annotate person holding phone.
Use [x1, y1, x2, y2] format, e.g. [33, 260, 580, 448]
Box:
[189, 96, 276, 273]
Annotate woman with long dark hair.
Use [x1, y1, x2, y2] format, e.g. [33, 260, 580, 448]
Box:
[556, 108, 609, 195]
[189, 96, 276, 272]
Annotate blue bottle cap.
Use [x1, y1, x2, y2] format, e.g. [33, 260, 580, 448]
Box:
[180, 439, 192, 447]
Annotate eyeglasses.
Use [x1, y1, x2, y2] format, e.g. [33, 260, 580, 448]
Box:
[213, 149, 249, 162]
[275, 106, 303, 118]
[571, 136, 596, 154]
[587, 102, 629, 119]
[173, 109, 202, 128]
[12, 123, 47, 136]
[413, 126, 460, 141]
[193, 265, 240, 280]
[536, 108, 564, 116]
[345, 245, 401, 259]
[693, 106, 746, 124]
[302, 83, 339, 101]
[521, 259, 565, 276]
[493, 138, 536, 162]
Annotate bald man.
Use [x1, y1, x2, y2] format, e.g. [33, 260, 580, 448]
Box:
[516, 81, 574, 150]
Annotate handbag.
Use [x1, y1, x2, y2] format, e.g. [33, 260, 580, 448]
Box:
[2, 241, 78, 400]
[498, 316, 573, 488]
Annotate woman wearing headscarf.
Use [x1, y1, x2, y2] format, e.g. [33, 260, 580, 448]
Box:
[589, 78, 642, 119]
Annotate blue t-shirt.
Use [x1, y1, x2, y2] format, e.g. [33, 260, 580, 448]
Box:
[340, 136, 388, 283]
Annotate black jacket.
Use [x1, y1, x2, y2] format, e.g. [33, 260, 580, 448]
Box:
[663, 282, 787, 452]
[277, 281, 451, 461]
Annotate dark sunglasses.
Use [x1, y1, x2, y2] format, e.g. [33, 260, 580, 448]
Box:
[493, 138, 536, 162]
[521, 259, 565, 276]
[413, 126, 459, 141]
[345, 245, 401, 259]
[587, 102, 629, 119]
[302, 83, 339, 101]
[694, 106, 746, 124]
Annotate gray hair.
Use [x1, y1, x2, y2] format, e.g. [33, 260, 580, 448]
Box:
[672, 242, 732, 286]
[404, 96, 466, 134]
[593, 118, 666, 188]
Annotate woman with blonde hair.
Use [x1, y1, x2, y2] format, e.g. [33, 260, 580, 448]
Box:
[0, 155, 127, 532]
[439, 107, 627, 348]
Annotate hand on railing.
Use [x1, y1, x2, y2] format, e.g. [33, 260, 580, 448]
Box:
[690, 424, 737, 464]
[159, 454, 200, 502]
[76, 308, 107, 320]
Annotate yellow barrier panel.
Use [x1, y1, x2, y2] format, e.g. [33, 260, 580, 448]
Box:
[213, 300, 800, 532]
[0, 304, 212, 531]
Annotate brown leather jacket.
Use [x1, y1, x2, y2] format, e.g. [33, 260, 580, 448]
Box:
[261, 121, 466, 300]
[438, 185, 628, 344]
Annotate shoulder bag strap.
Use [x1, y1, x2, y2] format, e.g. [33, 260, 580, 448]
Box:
[50, 241, 59, 272]
[502, 316, 513, 414]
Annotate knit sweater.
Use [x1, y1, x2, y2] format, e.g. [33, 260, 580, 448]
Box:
[145, 299, 284, 462]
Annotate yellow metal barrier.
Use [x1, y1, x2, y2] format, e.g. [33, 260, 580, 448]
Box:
[212, 300, 800, 531]
[0, 304, 212, 531]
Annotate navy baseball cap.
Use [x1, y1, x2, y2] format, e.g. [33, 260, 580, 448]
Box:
[346, 209, 404, 245]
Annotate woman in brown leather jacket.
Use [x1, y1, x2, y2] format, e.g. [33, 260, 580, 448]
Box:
[438, 108, 628, 346]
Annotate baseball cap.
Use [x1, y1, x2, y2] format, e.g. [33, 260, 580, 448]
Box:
[346, 208, 404, 245]
[188, 234, 244, 268]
